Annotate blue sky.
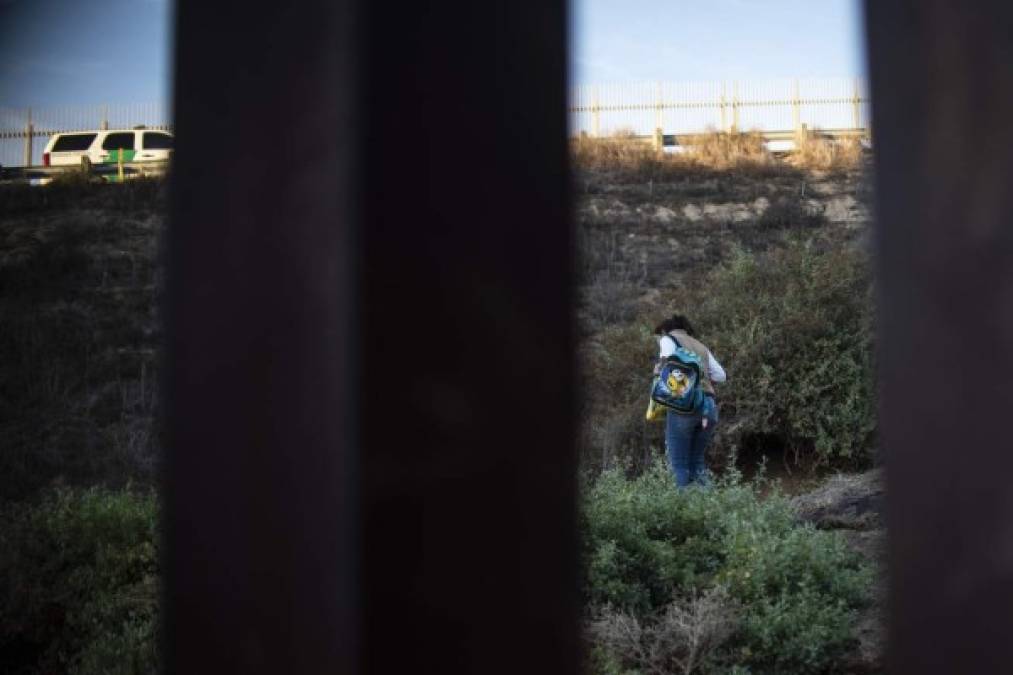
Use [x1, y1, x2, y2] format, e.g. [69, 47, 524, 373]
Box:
[0, 0, 172, 107]
[572, 0, 865, 84]
[0, 0, 863, 107]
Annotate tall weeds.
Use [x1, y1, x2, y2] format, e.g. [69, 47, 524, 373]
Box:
[788, 132, 864, 172]
[685, 130, 771, 170]
[572, 130, 787, 179]
[572, 129, 864, 177]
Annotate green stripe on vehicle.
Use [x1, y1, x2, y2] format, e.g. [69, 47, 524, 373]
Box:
[102, 149, 136, 163]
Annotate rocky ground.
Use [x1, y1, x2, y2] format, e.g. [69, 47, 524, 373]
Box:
[576, 164, 874, 293]
[793, 469, 886, 673]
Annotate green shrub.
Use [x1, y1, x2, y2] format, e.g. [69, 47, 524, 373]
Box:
[578, 237, 876, 473]
[693, 237, 877, 466]
[577, 321, 659, 473]
[0, 487, 159, 675]
[582, 463, 872, 673]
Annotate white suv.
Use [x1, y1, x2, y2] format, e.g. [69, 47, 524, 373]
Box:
[42, 128, 173, 168]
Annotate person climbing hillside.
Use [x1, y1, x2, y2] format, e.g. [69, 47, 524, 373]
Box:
[653, 314, 726, 487]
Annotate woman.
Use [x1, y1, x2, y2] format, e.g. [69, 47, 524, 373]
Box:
[653, 314, 727, 487]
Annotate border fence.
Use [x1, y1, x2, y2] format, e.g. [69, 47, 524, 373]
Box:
[568, 77, 870, 140]
[1, 80, 870, 167]
[0, 103, 172, 168]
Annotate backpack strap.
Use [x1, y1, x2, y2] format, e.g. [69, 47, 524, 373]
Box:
[660, 333, 680, 350]
[663, 333, 702, 375]
[658, 335, 689, 376]
[657, 334, 676, 366]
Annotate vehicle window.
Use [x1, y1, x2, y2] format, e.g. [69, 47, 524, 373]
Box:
[143, 132, 173, 150]
[51, 134, 97, 152]
[102, 133, 135, 150]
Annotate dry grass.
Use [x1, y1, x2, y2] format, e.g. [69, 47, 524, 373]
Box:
[684, 130, 772, 170]
[571, 129, 662, 175]
[0, 186, 165, 499]
[788, 131, 865, 172]
[571, 129, 786, 179]
[572, 128, 868, 177]
[589, 588, 740, 675]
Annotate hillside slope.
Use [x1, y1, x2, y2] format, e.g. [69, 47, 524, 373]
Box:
[0, 179, 165, 500]
[577, 164, 873, 329]
[576, 162, 877, 473]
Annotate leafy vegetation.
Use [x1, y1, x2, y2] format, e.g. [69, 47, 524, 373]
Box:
[0, 487, 160, 675]
[579, 237, 876, 473]
[582, 463, 872, 673]
[693, 238, 876, 466]
[0, 181, 165, 672]
[0, 165, 880, 673]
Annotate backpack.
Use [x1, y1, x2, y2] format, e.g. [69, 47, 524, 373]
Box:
[649, 335, 705, 416]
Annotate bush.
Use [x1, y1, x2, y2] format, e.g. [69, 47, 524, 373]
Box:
[788, 133, 864, 173]
[683, 130, 772, 171]
[0, 487, 159, 675]
[577, 225, 646, 334]
[756, 196, 827, 232]
[578, 322, 660, 474]
[589, 587, 739, 675]
[693, 238, 877, 466]
[571, 131, 796, 181]
[582, 463, 872, 673]
[0, 218, 94, 293]
[577, 236, 876, 472]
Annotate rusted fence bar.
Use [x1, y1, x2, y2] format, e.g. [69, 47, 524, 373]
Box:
[866, 1, 1013, 672]
[167, 0, 574, 673]
[165, 1, 357, 671]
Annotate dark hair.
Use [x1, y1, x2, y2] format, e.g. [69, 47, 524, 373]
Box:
[653, 314, 696, 337]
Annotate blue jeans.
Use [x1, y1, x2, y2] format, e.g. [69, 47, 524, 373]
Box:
[666, 396, 718, 488]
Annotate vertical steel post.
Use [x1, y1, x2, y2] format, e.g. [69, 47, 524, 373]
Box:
[23, 108, 33, 167]
[592, 85, 600, 137]
[852, 77, 861, 131]
[655, 80, 663, 131]
[356, 0, 575, 670]
[792, 79, 801, 134]
[169, 0, 575, 673]
[866, 1, 1013, 672]
[732, 81, 740, 132]
[720, 81, 727, 131]
[167, 1, 357, 672]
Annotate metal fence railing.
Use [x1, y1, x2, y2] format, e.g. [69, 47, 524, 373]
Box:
[569, 77, 870, 138]
[0, 103, 172, 167]
[1, 81, 869, 166]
